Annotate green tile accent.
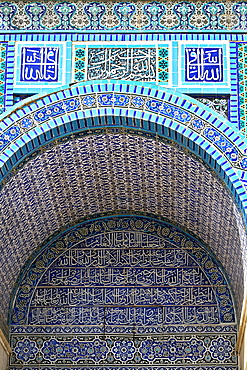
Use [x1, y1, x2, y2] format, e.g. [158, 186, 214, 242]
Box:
[74, 47, 86, 82]
[158, 47, 169, 83]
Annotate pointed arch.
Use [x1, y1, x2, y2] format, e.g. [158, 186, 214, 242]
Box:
[0, 80, 246, 220]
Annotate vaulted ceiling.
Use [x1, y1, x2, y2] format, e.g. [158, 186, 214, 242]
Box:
[0, 132, 245, 323]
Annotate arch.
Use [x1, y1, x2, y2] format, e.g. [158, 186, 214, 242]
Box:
[0, 80, 246, 222]
[0, 80, 246, 336]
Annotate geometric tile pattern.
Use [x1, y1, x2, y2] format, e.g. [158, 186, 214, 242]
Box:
[1, 1, 247, 30]
[0, 134, 244, 329]
[158, 47, 169, 83]
[9, 217, 237, 369]
[9, 335, 237, 368]
[0, 43, 7, 113]
[237, 43, 247, 137]
[74, 47, 86, 82]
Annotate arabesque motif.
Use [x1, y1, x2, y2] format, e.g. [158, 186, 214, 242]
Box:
[0, 0, 245, 30]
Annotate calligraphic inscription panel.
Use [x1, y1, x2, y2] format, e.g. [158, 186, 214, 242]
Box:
[179, 42, 230, 88]
[73, 44, 170, 84]
[185, 48, 223, 82]
[87, 48, 156, 81]
[9, 217, 237, 370]
[20, 47, 59, 82]
[14, 42, 68, 91]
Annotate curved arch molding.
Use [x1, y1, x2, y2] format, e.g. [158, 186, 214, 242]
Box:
[0, 80, 247, 220]
[9, 215, 237, 369]
[0, 80, 246, 340]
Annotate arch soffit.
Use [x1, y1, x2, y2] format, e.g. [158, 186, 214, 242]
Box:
[0, 80, 246, 219]
[0, 80, 246, 326]
[0, 134, 244, 322]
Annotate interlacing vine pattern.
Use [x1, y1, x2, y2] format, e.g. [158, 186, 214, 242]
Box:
[0, 0, 246, 30]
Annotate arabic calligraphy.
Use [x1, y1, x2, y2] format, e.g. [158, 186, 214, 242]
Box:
[23, 230, 223, 327]
[28, 305, 219, 326]
[78, 232, 167, 249]
[9, 221, 237, 369]
[20, 47, 59, 82]
[87, 48, 156, 81]
[11, 228, 235, 329]
[39, 267, 209, 286]
[52, 248, 197, 268]
[185, 47, 223, 82]
[31, 286, 216, 306]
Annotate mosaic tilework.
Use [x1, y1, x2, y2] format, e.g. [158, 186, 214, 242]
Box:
[0, 134, 244, 327]
[0, 43, 7, 113]
[0, 83, 245, 173]
[9, 217, 237, 369]
[4, 41, 14, 109]
[73, 45, 169, 84]
[20, 46, 59, 82]
[0, 80, 245, 255]
[74, 46, 86, 82]
[0, 32, 247, 42]
[11, 224, 235, 326]
[195, 97, 229, 119]
[229, 42, 239, 127]
[10, 334, 237, 367]
[179, 41, 230, 88]
[0, 0, 246, 30]
[14, 41, 69, 91]
[87, 47, 156, 81]
[158, 47, 169, 83]
[185, 47, 223, 82]
[237, 43, 247, 137]
[0, 78, 245, 345]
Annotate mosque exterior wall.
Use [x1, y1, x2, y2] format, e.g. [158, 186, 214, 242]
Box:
[0, 1, 247, 370]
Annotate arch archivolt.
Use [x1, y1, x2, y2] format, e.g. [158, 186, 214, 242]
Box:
[0, 81, 246, 209]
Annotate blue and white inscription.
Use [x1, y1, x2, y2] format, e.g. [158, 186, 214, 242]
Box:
[185, 47, 223, 82]
[21, 47, 59, 82]
[87, 47, 157, 81]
